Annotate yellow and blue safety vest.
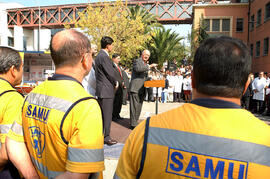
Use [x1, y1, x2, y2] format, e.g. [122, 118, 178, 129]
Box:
[8, 74, 104, 179]
[115, 98, 270, 179]
[0, 78, 24, 144]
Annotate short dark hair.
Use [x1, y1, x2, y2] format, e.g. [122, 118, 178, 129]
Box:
[101, 36, 114, 49]
[50, 30, 91, 68]
[193, 36, 251, 98]
[0, 46, 21, 74]
[112, 54, 120, 59]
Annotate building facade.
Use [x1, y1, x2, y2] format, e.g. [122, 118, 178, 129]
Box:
[0, 3, 54, 83]
[193, 0, 270, 73]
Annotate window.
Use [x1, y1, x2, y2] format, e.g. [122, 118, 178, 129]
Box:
[265, 2, 270, 21]
[256, 41, 260, 57]
[23, 36, 27, 51]
[250, 44, 253, 57]
[204, 19, 210, 31]
[222, 19, 230, 31]
[8, 37, 14, 47]
[250, 14, 255, 30]
[257, 9, 262, 26]
[263, 37, 269, 55]
[236, 18, 244, 32]
[204, 18, 230, 34]
[212, 19, 220, 32]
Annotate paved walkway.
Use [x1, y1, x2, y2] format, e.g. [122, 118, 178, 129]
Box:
[104, 101, 182, 178]
[103, 101, 270, 179]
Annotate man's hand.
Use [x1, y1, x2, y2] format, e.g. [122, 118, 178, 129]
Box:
[115, 81, 119, 90]
[254, 89, 258, 93]
[122, 82, 126, 88]
[149, 63, 158, 68]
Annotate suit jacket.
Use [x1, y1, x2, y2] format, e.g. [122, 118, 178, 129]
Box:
[95, 50, 117, 98]
[122, 69, 130, 90]
[113, 63, 124, 93]
[129, 57, 149, 93]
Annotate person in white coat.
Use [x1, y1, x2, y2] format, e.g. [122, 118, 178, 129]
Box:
[82, 44, 97, 97]
[252, 71, 267, 114]
[174, 71, 183, 102]
[167, 71, 175, 102]
[183, 74, 192, 103]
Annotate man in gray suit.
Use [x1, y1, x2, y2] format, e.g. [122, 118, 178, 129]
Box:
[129, 50, 157, 129]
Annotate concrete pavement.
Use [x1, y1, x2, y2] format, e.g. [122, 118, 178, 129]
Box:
[103, 101, 182, 178]
[103, 101, 270, 178]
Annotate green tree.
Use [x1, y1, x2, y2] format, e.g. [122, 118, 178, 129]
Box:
[189, 16, 209, 61]
[67, 0, 152, 63]
[146, 28, 185, 67]
[128, 5, 162, 34]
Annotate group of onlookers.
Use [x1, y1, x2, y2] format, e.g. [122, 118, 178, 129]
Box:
[1, 32, 270, 178]
[241, 71, 270, 116]
[145, 65, 193, 103]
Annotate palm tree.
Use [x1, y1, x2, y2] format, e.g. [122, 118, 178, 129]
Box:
[147, 28, 185, 67]
[128, 5, 162, 33]
[189, 15, 209, 60]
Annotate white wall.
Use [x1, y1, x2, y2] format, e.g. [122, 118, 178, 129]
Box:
[40, 29, 51, 51]
[34, 28, 51, 51]
[0, 3, 24, 47]
[14, 26, 24, 50]
[23, 29, 34, 51]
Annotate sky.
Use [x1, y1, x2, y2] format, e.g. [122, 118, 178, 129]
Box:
[0, 0, 191, 45]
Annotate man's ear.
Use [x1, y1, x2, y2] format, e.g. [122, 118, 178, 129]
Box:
[81, 53, 92, 69]
[10, 65, 17, 78]
[191, 71, 195, 89]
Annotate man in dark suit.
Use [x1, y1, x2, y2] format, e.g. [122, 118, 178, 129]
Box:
[95, 36, 118, 145]
[129, 50, 157, 129]
[112, 54, 124, 121]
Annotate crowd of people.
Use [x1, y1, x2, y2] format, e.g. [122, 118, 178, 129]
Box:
[145, 65, 193, 103]
[241, 72, 270, 116]
[0, 29, 269, 179]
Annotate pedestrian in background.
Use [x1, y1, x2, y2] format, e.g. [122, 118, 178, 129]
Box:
[129, 50, 157, 129]
[114, 36, 270, 179]
[95, 36, 118, 145]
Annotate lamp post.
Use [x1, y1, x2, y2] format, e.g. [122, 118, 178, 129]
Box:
[35, 0, 41, 51]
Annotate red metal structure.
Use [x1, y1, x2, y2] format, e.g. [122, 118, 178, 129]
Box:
[7, 0, 220, 28]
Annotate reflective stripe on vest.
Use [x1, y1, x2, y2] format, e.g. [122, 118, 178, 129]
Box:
[148, 127, 270, 167]
[26, 93, 73, 113]
[0, 124, 12, 134]
[10, 121, 23, 136]
[67, 147, 104, 163]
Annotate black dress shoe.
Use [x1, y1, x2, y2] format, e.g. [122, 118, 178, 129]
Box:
[104, 139, 117, 146]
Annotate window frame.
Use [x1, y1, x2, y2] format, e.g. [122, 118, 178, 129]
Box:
[256, 41, 261, 57]
[257, 9, 262, 27]
[250, 44, 254, 58]
[265, 2, 270, 21]
[263, 37, 269, 56]
[236, 18, 244, 32]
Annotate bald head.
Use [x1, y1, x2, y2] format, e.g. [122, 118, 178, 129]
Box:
[50, 29, 91, 68]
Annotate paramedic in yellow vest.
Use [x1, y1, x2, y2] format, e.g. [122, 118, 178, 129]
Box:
[114, 36, 270, 179]
[7, 29, 104, 179]
[0, 47, 38, 178]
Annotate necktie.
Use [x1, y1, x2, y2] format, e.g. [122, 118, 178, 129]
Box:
[117, 64, 122, 78]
